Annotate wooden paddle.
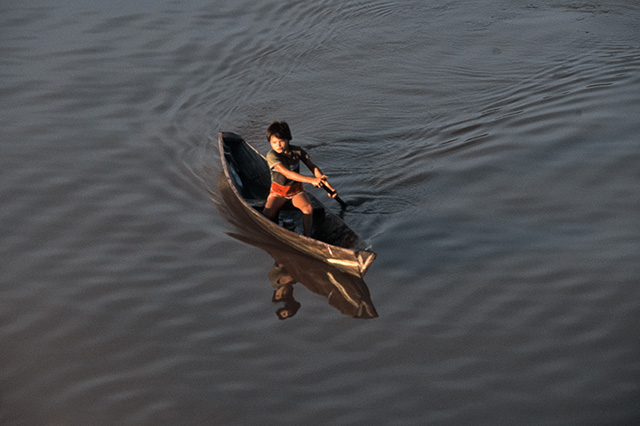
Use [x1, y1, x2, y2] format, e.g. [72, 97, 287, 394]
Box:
[320, 179, 347, 209]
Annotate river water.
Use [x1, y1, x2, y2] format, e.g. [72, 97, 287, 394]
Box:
[2, 1, 639, 425]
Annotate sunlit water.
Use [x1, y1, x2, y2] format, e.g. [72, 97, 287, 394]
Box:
[2, 1, 639, 425]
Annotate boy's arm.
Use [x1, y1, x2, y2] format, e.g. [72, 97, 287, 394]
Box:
[273, 164, 323, 187]
[303, 158, 338, 198]
[303, 158, 327, 180]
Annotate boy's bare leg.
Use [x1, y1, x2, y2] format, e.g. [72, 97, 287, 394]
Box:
[301, 214, 312, 237]
[263, 194, 287, 221]
[292, 193, 313, 236]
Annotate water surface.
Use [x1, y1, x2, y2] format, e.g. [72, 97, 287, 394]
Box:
[1, 1, 639, 425]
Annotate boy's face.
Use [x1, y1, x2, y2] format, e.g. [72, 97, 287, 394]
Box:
[269, 135, 289, 154]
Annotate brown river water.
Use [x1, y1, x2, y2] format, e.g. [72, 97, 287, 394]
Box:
[2, 1, 639, 425]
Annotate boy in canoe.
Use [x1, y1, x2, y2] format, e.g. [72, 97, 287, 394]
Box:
[263, 121, 337, 236]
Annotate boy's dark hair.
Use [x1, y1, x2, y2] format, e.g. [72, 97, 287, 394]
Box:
[266, 121, 292, 142]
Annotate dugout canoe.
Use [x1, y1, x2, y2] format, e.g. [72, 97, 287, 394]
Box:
[218, 132, 376, 278]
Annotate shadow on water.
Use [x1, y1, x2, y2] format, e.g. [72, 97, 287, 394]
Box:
[214, 175, 378, 319]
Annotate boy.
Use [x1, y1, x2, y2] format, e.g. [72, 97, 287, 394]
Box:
[262, 121, 336, 236]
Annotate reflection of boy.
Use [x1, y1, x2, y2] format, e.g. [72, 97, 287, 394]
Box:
[269, 263, 295, 288]
[268, 262, 301, 320]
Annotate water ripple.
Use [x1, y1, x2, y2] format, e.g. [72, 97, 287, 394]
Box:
[2, 1, 640, 425]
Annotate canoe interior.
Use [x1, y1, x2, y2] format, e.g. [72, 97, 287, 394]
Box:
[220, 132, 369, 251]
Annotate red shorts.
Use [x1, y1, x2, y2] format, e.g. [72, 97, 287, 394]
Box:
[270, 181, 304, 199]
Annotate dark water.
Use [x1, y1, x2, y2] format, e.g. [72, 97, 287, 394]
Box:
[2, 1, 639, 425]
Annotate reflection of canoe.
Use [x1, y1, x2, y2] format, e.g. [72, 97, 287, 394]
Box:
[218, 132, 376, 278]
[228, 231, 378, 319]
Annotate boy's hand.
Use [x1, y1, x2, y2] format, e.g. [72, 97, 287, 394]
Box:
[311, 177, 324, 188]
[319, 178, 338, 198]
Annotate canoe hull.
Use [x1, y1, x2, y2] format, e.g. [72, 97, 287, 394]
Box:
[218, 132, 376, 278]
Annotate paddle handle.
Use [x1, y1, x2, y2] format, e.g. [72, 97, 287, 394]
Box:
[320, 180, 347, 209]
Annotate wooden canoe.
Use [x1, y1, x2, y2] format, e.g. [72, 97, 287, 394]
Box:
[218, 132, 376, 278]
